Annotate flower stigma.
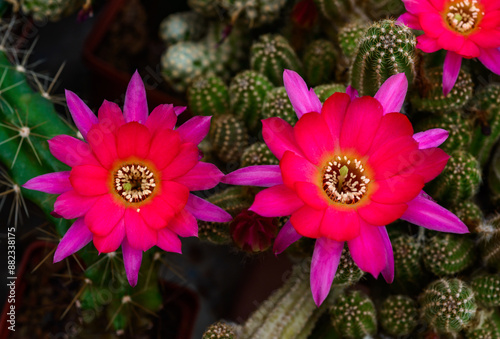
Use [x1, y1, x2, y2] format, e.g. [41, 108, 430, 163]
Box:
[114, 163, 156, 203]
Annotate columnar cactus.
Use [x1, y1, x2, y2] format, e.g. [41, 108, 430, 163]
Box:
[302, 40, 336, 86]
[379, 295, 418, 336]
[423, 234, 476, 276]
[240, 142, 279, 167]
[261, 87, 297, 125]
[188, 74, 230, 117]
[330, 290, 377, 339]
[338, 22, 367, 59]
[349, 19, 416, 96]
[210, 114, 249, 163]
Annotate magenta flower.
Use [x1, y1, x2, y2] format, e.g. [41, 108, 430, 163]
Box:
[223, 70, 469, 306]
[24, 71, 231, 286]
[398, 0, 500, 95]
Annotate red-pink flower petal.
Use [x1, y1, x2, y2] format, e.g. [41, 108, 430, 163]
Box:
[369, 113, 414, 152]
[419, 12, 447, 38]
[97, 100, 125, 133]
[147, 129, 181, 170]
[290, 205, 323, 238]
[280, 151, 317, 189]
[53, 218, 92, 262]
[480, 11, 500, 29]
[116, 122, 152, 160]
[23, 171, 72, 194]
[185, 194, 232, 222]
[48, 135, 100, 167]
[139, 201, 171, 230]
[459, 40, 480, 58]
[397, 12, 422, 29]
[340, 96, 384, 155]
[87, 123, 118, 169]
[478, 48, 500, 75]
[417, 35, 442, 53]
[176, 116, 211, 145]
[161, 143, 199, 180]
[145, 104, 177, 135]
[413, 129, 449, 149]
[249, 184, 304, 217]
[273, 220, 302, 255]
[320, 206, 360, 241]
[157, 228, 182, 253]
[443, 51, 463, 95]
[93, 219, 125, 253]
[85, 194, 125, 236]
[124, 208, 157, 251]
[374, 73, 408, 115]
[70, 165, 109, 196]
[122, 237, 142, 287]
[370, 174, 424, 204]
[468, 29, 500, 49]
[54, 190, 99, 219]
[310, 237, 344, 306]
[262, 117, 304, 160]
[482, 0, 500, 11]
[321, 92, 350, 141]
[368, 136, 419, 180]
[401, 0, 437, 13]
[65, 89, 98, 140]
[294, 181, 328, 210]
[283, 69, 322, 118]
[357, 201, 408, 226]
[174, 106, 187, 116]
[157, 181, 189, 213]
[168, 209, 198, 237]
[348, 219, 387, 278]
[124, 70, 148, 124]
[379, 226, 394, 283]
[403, 147, 449, 183]
[222, 165, 283, 187]
[294, 112, 335, 165]
[438, 30, 465, 53]
[174, 162, 223, 191]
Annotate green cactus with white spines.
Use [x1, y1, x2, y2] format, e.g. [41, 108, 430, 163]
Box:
[210, 114, 249, 163]
[338, 22, 368, 59]
[419, 278, 477, 335]
[188, 74, 230, 117]
[379, 295, 418, 337]
[313, 0, 351, 22]
[203, 322, 238, 339]
[411, 67, 474, 113]
[261, 87, 297, 125]
[349, 19, 416, 97]
[332, 247, 364, 287]
[478, 215, 500, 270]
[423, 234, 476, 277]
[427, 150, 481, 206]
[330, 290, 377, 339]
[469, 84, 500, 167]
[415, 110, 472, 153]
[240, 142, 279, 167]
[159, 11, 205, 45]
[21, 0, 82, 21]
[471, 274, 500, 308]
[250, 34, 302, 86]
[489, 144, 500, 204]
[229, 70, 274, 130]
[188, 0, 219, 17]
[219, 0, 287, 27]
[302, 40, 336, 87]
[392, 235, 425, 286]
[450, 200, 483, 233]
[313, 83, 347, 103]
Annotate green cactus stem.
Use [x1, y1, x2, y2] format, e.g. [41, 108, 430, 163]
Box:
[188, 74, 230, 117]
[478, 215, 500, 270]
[302, 40, 336, 87]
[330, 290, 377, 339]
[449, 200, 483, 233]
[489, 144, 500, 204]
[313, 83, 347, 103]
[423, 234, 476, 277]
[313, 0, 351, 22]
[240, 142, 279, 167]
[471, 274, 500, 308]
[261, 87, 297, 126]
[21, 0, 83, 21]
[338, 22, 367, 60]
[379, 295, 418, 337]
[392, 235, 425, 287]
[332, 247, 364, 287]
[209, 114, 249, 164]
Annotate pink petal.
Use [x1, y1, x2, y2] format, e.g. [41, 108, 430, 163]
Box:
[122, 237, 142, 287]
[97, 100, 125, 133]
[295, 181, 329, 210]
[413, 129, 449, 149]
[340, 97, 384, 155]
[280, 151, 317, 189]
[87, 123, 119, 169]
[459, 40, 480, 58]
[93, 219, 125, 253]
[116, 122, 152, 160]
[401, 191, 469, 233]
[417, 35, 442, 53]
[294, 112, 335, 165]
[478, 48, 500, 75]
[222, 165, 283, 187]
[145, 104, 177, 135]
[249, 184, 304, 217]
[419, 13, 446, 38]
[161, 143, 199, 180]
[54, 190, 99, 219]
[443, 51, 463, 96]
[65, 89, 98, 140]
[174, 162, 223, 190]
[157, 228, 182, 253]
[346, 86, 358, 100]
[469, 28, 500, 48]
[157, 181, 189, 213]
[23, 171, 72, 194]
[125, 209, 157, 251]
[368, 136, 419, 180]
[482, 0, 500, 11]
[401, 0, 437, 14]
[53, 218, 92, 262]
[185, 194, 232, 222]
[310, 237, 344, 306]
[48, 135, 100, 167]
[69, 165, 109, 196]
[320, 207, 360, 241]
[283, 69, 322, 118]
[370, 173, 424, 204]
[402, 147, 449, 183]
[147, 129, 181, 170]
[168, 209, 198, 237]
[262, 118, 303, 160]
[174, 106, 186, 116]
[322, 92, 350, 141]
[397, 12, 422, 29]
[348, 219, 387, 278]
[358, 201, 408, 226]
[124, 70, 148, 123]
[374, 73, 408, 115]
[438, 30, 465, 53]
[369, 113, 414, 152]
[290, 205, 323, 238]
[273, 220, 302, 255]
[139, 201, 172, 230]
[176, 116, 211, 145]
[480, 11, 500, 29]
[84, 194, 126, 236]
[379, 226, 394, 283]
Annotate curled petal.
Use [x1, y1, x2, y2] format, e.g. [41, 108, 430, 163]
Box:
[348, 219, 387, 278]
[345, 86, 358, 100]
[222, 165, 283, 187]
[262, 118, 303, 160]
[122, 237, 143, 287]
[124, 70, 148, 123]
[185, 194, 232, 222]
[93, 219, 125, 253]
[175, 162, 223, 190]
[54, 190, 99, 219]
[443, 51, 463, 96]
[168, 209, 198, 237]
[145, 104, 177, 135]
[250, 184, 304, 217]
[478, 48, 500, 75]
[53, 218, 92, 262]
[97, 100, 125, 132]
[23, 171, 72, 194]
[176, 116, 211, 145]
[174, 106, 187, 116]
[273, 220, 302, 255]
[283, 69, 322, 118]
[65, 89, 98, 140]
[413, 129, 449, 149]
[157, 228, 182, 253]
[374, 73, 408, 115]
[48, 135, 100, 167]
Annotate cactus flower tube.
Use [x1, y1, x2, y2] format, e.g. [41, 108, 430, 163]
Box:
[223, 70, 469, 306]
[398, 0, 500, 95]
[24, 71, 231, 286]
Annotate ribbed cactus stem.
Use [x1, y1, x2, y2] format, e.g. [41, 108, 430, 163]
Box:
[423, 234, 476, 276]
[188, 74, 230, 117]
[210, 114, 249, 163]
[471, 274, 500, 308]
[330, 290, 377, 339]
[379, 295, 418, 336]
[302, 40, 336, 86]
[338, 22, 368, 59]
[313, 83, 346, 103]
[262, 87, 297, 126]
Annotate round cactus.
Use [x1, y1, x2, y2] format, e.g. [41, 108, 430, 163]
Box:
[158, 11, 205, 45]
[314, 83, 347, 103]
[313, 0, 351, 22]
[332, 247, 364, 287]
[411, 67, 474, 113]
[393, 235, 424, 285]
[203, 322, 237, 339]
[250, 34, 303, 86]
[419, 278, 476, 334]
[471, 274, 500, 308]
[349, 19, 416, 97]
[423, 234, 476, 276]
[188, 74, 230, 117]
[229, 70, 274, 130]
[210, 114, 249, 164]
[188, 0, 218, 17]
[261, 87, 297, 125]
[426, 150, 481, 206]
[338, 22, 368, 59]
[21, 0, 82, 21]
[379, 295, 418, 336]
[219, 0, 287, 27]
[330, 290, 377, 339]
[449, 200, 483, 233]
[302, 40, 336, 86]
[240, 142, 279, 167]
[478, 215, 500, 270]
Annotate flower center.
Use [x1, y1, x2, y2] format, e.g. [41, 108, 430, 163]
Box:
[114, 164, 156, 203]
[322, 156, 371, 205]
[445, 0, 483, 34]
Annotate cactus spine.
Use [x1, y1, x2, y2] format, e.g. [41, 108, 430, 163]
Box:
[188, 74, 230, 117]
[423, 234, 476, 276]
[330, 290, 377, 339]
[379, 295, 418, 336]
[261, 87, 298, 125]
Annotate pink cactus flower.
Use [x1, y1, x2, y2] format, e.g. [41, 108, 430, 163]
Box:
[398, 0, 500, 95]
[223, 70, 469, 306]
[24, 71, 231, 286]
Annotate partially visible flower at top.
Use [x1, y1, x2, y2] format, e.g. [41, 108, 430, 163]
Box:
[292, 0, 318, 29]
[230, 209, 278, 253]
[223, 69, 469, 306]
[23, 71, 231, 286]
[398, 0, 500, 95]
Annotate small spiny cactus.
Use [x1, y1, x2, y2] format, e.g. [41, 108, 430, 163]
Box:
[423, 234, 476, 277]
[313, 83, 346, 103]
[240, 142, 279, 167]
[261, 87, 297, 125]
[449, 200, 483, 233]
[471, 274, 500, 308]
[219, 0, 287, 27]
[332, 247, 364, 287]
[478, 215, 500, 270]
[210, 114, 249, 163]
[330, 290, 377, 339]
[392, 235, 425, 286]
[313, 0, 351, 22]
[379, 295, 418, 337]
[158, 11, 205, 45]
[188, 74, 230, 117]
[338, 22, 367, 59]
[203, 322, 237, 339]
[302, 39, 336, 86]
